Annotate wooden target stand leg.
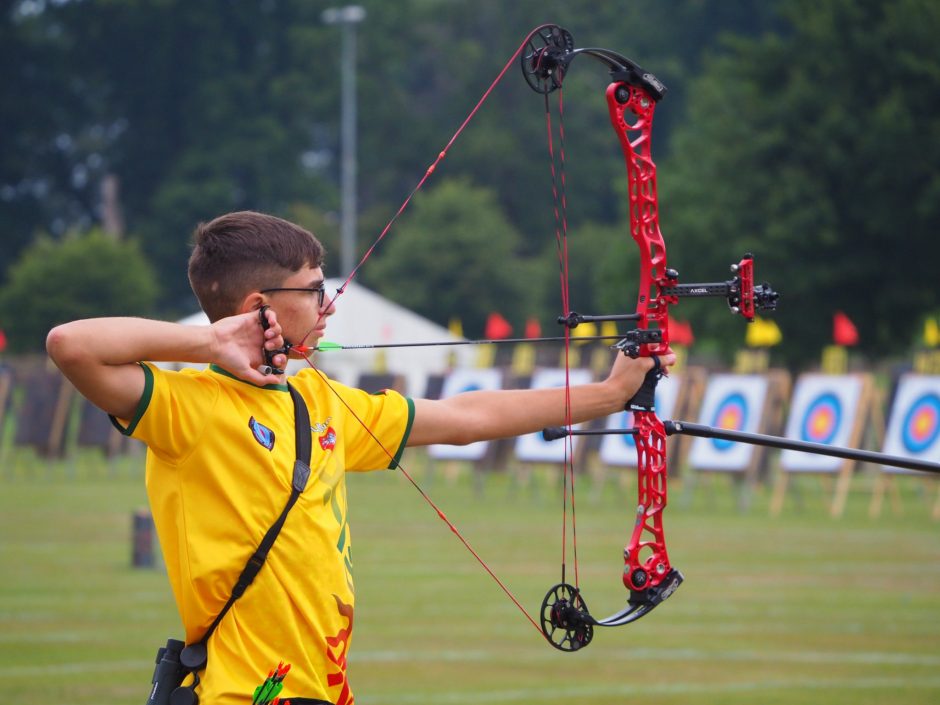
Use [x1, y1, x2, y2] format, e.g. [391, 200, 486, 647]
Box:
[769, 472, 788, 516]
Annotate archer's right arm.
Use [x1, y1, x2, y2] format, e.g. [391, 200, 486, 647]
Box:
[46, 312, 286, 419]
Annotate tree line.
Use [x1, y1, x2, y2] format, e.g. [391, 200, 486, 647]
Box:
[2, 0, 937, 364]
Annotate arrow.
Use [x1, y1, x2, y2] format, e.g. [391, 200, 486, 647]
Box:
[297, 335, 628, 353]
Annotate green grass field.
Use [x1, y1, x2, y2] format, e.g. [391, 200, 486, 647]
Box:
[1, 451, 938, 704]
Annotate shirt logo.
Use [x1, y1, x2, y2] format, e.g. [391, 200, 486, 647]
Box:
[312, 416, 333, 433]
[319, 426, 337, 451]
[248, 416, 276, 451]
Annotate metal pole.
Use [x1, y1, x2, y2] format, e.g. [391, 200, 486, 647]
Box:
[323, 6, 366, 276]
[339, 19, 357, 276]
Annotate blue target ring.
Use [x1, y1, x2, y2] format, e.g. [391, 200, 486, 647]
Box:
[901, 392, 940, 454]
[800, 392, 841, 445]
[614, 411, 636, 450]
[710, 392, 748, 451]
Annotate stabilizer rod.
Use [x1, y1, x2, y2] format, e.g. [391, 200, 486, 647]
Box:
[663, 421, 940, 474]
[542, 422, 940, 474]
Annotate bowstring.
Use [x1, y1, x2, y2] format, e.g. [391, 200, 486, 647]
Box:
[296, 24, 559, 350]
[297, 352, 544, 637]
[543, 86, 579, 591]
[288, 28, 570, 641]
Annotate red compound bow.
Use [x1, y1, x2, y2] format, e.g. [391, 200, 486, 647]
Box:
[519, 25, 778, 651]
[275, 24, 940, 655]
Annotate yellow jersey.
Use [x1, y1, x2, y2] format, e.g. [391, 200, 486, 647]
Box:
[114, 363, 413, 704]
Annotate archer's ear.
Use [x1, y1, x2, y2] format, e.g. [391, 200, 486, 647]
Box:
[239, 291, 267, 314]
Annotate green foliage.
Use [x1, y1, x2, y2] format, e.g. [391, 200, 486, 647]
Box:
[7, 0, 938, 362]
[662, 0, 940, 361]
[0, 229, 158, 352]
[1, 0, 778, 318]
[532, 221, 638, 326]
[284, 202, 342, 272]
[2, 0, 341, 306]
[361, 178, 540, 337]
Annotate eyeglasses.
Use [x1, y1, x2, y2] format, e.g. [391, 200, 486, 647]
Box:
[260, 283, 327, 307]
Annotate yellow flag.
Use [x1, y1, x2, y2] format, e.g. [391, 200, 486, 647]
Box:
[925, 318, 940, 348]
[448, 316, 464, 339]
[600, 321, 620, 339]
[571, 320, 598, 345]
[746, 315, 782, 347]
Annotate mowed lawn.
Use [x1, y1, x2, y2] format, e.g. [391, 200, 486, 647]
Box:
[1, 452, 938, 704]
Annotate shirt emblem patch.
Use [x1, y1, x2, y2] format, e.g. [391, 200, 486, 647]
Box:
[248, 416, 276, 451]
[319, 426, 337, 451]
[312, 416, 333, 433]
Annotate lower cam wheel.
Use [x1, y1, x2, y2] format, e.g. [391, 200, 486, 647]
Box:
[540, 583, 594, 652]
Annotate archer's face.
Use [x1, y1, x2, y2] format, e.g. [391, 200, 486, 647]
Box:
[260, 265, 335, 348]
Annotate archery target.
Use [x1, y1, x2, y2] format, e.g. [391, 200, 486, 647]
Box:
[689, 375, 769, 471]
[598, 373, 681, 466]
[779, 374, 865, 473]
[901, 394, 940, 453]
[881, 375, 940, 474]
[710, 393, 748, 450]
[514, 368, 594, 463]
[428, 368, 504, 461]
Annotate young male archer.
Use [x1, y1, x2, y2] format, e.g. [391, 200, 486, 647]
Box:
[46, 210, 672, 704]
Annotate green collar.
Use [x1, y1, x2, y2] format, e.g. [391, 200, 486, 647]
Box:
[209, 364, 290, 391]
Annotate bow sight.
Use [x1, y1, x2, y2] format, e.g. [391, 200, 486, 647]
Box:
[623, 251, 779, 357]
[558, 253, 780, 359]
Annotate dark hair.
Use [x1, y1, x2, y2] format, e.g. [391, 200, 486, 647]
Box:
[188, 211, 325, 321]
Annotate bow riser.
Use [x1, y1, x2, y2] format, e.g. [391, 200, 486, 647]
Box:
[626, 412, 672, 591]
[607, 82, 676, 358]
[607, 80, 676, 594]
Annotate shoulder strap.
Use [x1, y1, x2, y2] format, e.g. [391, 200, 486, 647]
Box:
[194, 383, 312, 650]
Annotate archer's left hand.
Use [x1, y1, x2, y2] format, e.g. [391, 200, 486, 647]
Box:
[606, 348, 676, 404]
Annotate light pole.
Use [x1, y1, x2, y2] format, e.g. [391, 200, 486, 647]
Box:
[322, 5, 366, 277]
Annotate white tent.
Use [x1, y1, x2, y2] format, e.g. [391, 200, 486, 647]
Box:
[175, 279, 475, 396]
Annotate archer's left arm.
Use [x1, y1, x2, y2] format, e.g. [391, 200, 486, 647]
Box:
[407, 352, 672, 447]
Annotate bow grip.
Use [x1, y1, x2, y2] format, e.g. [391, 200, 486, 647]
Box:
[625, 355, 662, 412]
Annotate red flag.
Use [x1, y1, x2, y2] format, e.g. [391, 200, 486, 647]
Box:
[668, 315, 694, 346]
[833, 311, 859, 346]
[0, 328, 6, 353]
[484, 312, 513, 340]
[524, 317, 542, 339]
